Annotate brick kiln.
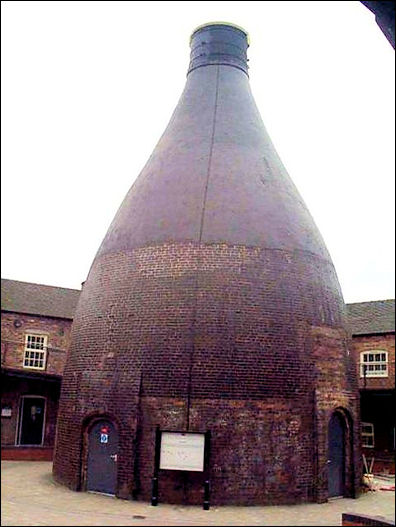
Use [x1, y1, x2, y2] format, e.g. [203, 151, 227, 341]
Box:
[53, 22, 361, 505]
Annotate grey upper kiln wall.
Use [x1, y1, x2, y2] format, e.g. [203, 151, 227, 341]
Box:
[96, 26, 331, 262]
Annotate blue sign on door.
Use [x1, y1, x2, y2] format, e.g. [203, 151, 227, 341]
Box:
[100, 433, 108, 443]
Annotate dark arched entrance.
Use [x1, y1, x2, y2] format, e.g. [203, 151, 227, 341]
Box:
[328, 412, 345, 498]
[87, 419, 118, 495]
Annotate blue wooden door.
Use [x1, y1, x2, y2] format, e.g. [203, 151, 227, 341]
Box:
[328, 413, 345, 498]
[87, 420, 118, 495]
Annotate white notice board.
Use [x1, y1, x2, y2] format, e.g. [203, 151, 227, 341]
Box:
[159, 432, 205, 472]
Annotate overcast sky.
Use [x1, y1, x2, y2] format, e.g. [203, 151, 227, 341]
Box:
[1, 1, 395, 303]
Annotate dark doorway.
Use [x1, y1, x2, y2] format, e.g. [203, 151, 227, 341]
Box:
[87, 419, 118, 495]
[18, 396, 45, 445]
[328, 412, 345, 498]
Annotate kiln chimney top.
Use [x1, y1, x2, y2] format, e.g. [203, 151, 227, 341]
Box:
[188, 22, 249, 76]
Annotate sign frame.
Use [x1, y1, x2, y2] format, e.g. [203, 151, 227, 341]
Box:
[159, 431, 206, 472]
[151, 427, 211, 510]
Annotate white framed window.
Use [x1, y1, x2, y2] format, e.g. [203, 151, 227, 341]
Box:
[360, 351, 388, 377]
[23, 334, 48, 370]
[361, 422, 374, 448]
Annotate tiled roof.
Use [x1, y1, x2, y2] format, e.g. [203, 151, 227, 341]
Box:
[346, 299, 395, 335]
[1, 278, 80, 320]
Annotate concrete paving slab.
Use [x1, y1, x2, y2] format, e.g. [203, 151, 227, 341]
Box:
[1, 461, 395, 526]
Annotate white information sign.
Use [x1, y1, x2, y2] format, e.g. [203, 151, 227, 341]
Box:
[159, 432, 205, 472]
[1, 407, 12, 417]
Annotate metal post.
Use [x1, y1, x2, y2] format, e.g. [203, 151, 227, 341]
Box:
[203, 479, 210, 510]
[151, 425, 161, 506]
[203, 430, 211, 510]
[151, 476, 158, 506]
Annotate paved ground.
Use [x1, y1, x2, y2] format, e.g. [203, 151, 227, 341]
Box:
[1, 461, 395, 526]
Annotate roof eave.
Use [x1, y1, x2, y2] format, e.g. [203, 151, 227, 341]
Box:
[1, 308, 74, 321]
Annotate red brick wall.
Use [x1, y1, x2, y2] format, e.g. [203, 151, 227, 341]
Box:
[1, 311, 71, 451]
[350, 333, 395, 391]
[351, 334, 395, 475]
[1, 447, 54, 461]
[342, 513, 395, 526]
[309, 325, 361, 502]
[1, 312, 72, 374]
[1, 374, 61, 447]
[53, 243, 360, 505]
[133, 396, 318, 505]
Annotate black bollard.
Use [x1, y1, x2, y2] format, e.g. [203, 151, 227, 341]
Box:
[203, 479, 210, 510]
[151, 476, 158, 506]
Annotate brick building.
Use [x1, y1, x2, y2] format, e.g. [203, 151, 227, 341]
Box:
[347, 299, 395, 475]
[1, 278, 79, 460]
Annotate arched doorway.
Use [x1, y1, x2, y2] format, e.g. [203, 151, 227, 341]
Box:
[328, 412, 345, 498]
[87, 419, 118, 495]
